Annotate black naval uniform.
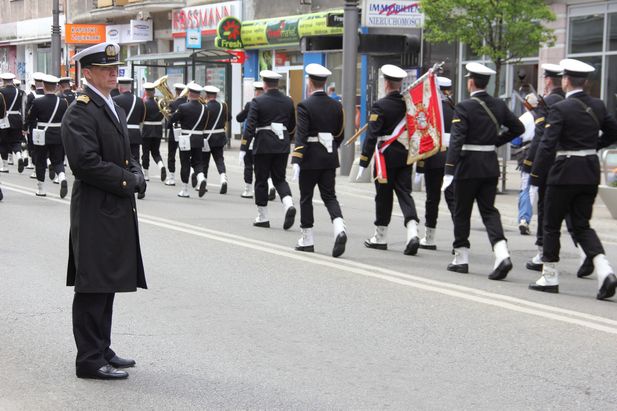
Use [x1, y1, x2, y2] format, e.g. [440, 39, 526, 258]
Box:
[359, 90, 418, 227]
[291, 90, 345, 228]
[113, 91, 145, 162]
[203, 99, 231, 179]
[237, 101, 254, 185]
[27, 94, 69, 182]
[141, 96, 164, 171]
[0, 84, 24, 164]
[169, 99, 208, 184]
[242, 88, 296, 206]
[61, 87, 146, 376]
[24, 88, 45, 164]
[62, 88, 76, 105]
[445, 91, 524, 249]
[530, 91, 617, 263]
[167, 95, 187, 175]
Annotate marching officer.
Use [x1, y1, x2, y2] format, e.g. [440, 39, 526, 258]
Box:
[168, 82, 208, 198]
[0, 84, 4, 200]
[141, 82, 167, 183]
[202, 85, 231, 194]
[0, 72, 25, 173]
[291, 64, 346, 257]
[415, 76, 457, 250]
[358, 64, 420, 256]
[236, 81, 264, 198]
[529, 59, 617, 299]
[59, 77, 75, 104]
[27, 74, 69, 198]
[165, 83, 187, 186]
[113, 77, 145, 164]
[62, 42, 147, 380]
[241, 70, 296, 230]
[24, 72, 45, 174]
[442, 62, 524, 279]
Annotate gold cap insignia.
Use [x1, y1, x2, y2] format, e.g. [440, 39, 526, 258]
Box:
[105, 45, 116, 57]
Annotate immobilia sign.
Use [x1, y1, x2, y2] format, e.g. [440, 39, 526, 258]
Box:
[215, 10, 344, 50]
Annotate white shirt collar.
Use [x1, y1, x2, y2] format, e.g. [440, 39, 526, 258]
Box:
[87, 84, 118, 121]
[470, 90, 486, 97]
[566, 89, 584, 98]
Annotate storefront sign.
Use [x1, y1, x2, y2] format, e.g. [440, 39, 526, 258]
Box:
[130, 19, 153, 42]
[172, 1, 242, 37]
[65, 24, 106, 44]
[215, 16, 243, 49]
[361, 1, 424, 28]
[106, 25, 123, 43]
[186, 28, 202, 49]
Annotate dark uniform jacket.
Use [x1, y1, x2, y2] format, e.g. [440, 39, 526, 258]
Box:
[62, 89, 76, 105]
[0, 90, 5, 118]
[291, 91, 344, 170]
[169, 99, 208, 149]
[25, 89, 44, 121]
[167, 96, 187, 131]
[445, 91, 524, 179]
[242, 89, 296, 155]
[61, 86, 146, 293]
[530, 91, 617, 187]
[113, 91, 145, 145]
[521, 88, 565, 174]
[417, 97, 455, 172]
[204, 99, 230, 148]
[142, 97, 164, 139]
[27, 94, 69, 145]
[359, 91, 407, 169]
[0, 85, 23, 143]
[236, 101, 251, 123]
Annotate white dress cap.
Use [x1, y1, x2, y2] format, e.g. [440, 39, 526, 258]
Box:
[541, 63, 563, 77]
[465, 62, 496, 78]
[43, 74, 59, 84]
[173, 83, 186, 90]
[32, 72, 46, 81]
[437, 76, 452, 88]
[143, 82, 155, 90]
[14, 79, 21, 85]
[260, 70, 282, 80]
[381, 64, 407, 81]
[253, 81, 264, 89]
[187, 82, 203, 93]
[559, 58, 595, 77]
[117, 77, 133, 84]
[305, 63, 332, 80]
[204, 85, 220, 94]
[72, 42, 122, 66]
[59, 76, 72, 83]
[0, 73, 16, 80]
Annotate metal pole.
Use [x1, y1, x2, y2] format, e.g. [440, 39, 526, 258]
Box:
[340, 0, 359, 176]
[51, 0, 61, 77]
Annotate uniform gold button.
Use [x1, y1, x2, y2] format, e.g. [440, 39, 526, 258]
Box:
[125, 160, 129, 166]
[122, 180, 127, 187]
[133, 208, 136, 212]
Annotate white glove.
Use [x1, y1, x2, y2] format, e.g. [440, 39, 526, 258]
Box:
[356, 166, 366, 181]
[520, 172, 530, 191]
[414, 172, 423, 186]
[530, 185, 539, 206]
[441, 174, 454, 192]
[239, 150, 246, 165]
[292, 163, 300, 182]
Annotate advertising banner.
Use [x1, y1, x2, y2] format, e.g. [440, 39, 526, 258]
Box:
[361, 1, 424, 28]
[65, 24, 106, 44]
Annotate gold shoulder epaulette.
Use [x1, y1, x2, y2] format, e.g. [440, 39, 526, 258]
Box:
[77, 95, 90, 104]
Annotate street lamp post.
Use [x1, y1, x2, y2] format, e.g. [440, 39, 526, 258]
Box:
[340, 0, 359, 176]
[51, 0, 61, 76]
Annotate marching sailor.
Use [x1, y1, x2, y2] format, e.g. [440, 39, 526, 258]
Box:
[59, 77, 76, 105]
[0, 72, 25, 173]
[529, 59, 617, 299]
[202, 85, 231, 194]
[291, 64, 346, 257]
[358, 64, 420, 255]
[236, 81, 264, 198]
[24, 72, 46, 174]
[241, 70, 297, 229]
[168, 82, 208, 198]
[113, 77, 145, 163]
[0, 84, 4, 199]
[165, 83, 187, 186]
[442, 62, 524, 279]
[141, 82, 167, 183]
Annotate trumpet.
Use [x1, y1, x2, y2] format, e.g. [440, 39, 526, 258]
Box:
[152, 75, 175, 119]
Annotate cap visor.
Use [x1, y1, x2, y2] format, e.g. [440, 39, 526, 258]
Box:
[90, 61, 124, 67]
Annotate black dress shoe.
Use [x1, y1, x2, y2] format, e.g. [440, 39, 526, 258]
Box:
[160, 167, 167, 182]
[191, 173, 197, 188]
[0, 188, 3, 202]
[17, 158, 24, 173]
[109, 355, 136, 369]
[283, 206, 296, 230]
[597, 274, 617, 300]
[295, 244, 314, 252]
[404, 237, 419, 256]
[253, 221, 270, 228]
[198, 180, 207, 198]
[220, 182, 227, 194]
[60, 180, 68, 199]
[268, 187, 276, 201]
[332, 232, 347, 258]
[49, 165, 56, 180]
[577, 257, 594, 278]
[528, 282, 559, 293]
[364, 240, 387, 250]
[76, 364, 128, 380]
[526, 260, 543, 272]
[419, 243, 437, 251]
[489, 258, 512, 280]
[447, 263, 468, 273]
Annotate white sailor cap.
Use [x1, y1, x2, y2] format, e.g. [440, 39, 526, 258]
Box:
[380, 64, 407, 81]
[59, 76, 72, 83]
[73, 42, 122, 67]
[204, 85, 220, 94]
[32, 72, 46, 81]
[187, 82, 203, 93]
[541, 63, 563, 78]
[14, 79, 21, 86]
[260, 70, 282, 81]
[524, 93, 539, 108]
[143, 82, 155, 90]
[305, 63, 332, 80]
[173, 83, 186, 90]
[253, 81, 264, 90]
[117, 77, 133, 84]
[0, 73, 16, 80]
[464, 62, 496, 78]
[43, 74, 59, 84]
[559, 58, 595, 78]
[437, 76, 452, 88]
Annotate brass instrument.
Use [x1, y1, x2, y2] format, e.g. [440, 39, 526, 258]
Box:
[152, 75, 175, 119]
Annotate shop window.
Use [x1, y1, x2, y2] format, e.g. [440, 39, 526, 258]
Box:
[609, 13, 617, 51]
[606, 55, 617, 115]
[274, 50, 303, 67]
[569, 14, 604, 54]
[576, 55, 602, 98]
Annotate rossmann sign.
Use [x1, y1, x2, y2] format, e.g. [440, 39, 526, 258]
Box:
[172, 1, 242, 38]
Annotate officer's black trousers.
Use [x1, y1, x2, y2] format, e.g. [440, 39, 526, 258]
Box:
[453, 177, 505, 249]
[35, 144, 65, 182]
[542, 184, 604, 262]
[444, 182, 456, 224]
[203, 146, 226, 178]
[243, 150, 254, 184]
[130, 144, 140, 164]
[27, 129, 37, 164]
[374, 165, 418, 227]
[535, 182, 578, 249]
[179, 147, 203, 184]
[73, 292, 116, 372]
[423, 167, 456, 228]
[141, 138, 162, 169]
[299, 168, 343, 228]
[0, 129, 22, 158]
[254, 153, 291, 207]
[167, 137, 178, 173]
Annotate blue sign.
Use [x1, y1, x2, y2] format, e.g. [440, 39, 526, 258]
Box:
[186, 28, 202, 49]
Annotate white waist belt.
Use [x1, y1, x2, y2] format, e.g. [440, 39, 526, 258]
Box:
[181, 129, 204, 135]
[127, 124, 141, 129]
[256, 125, 287, 132]
[556, 149, 596, 157]
[37, 122, 61, 128]
[143, 121, 163, 126]
[462, 144, 495, 152]
[206, 128, 225, 134]
[307, 137, 319, 142]
[7, 111, 20, 115]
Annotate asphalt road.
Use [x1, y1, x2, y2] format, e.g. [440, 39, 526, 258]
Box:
[1, 150, 616, 410]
